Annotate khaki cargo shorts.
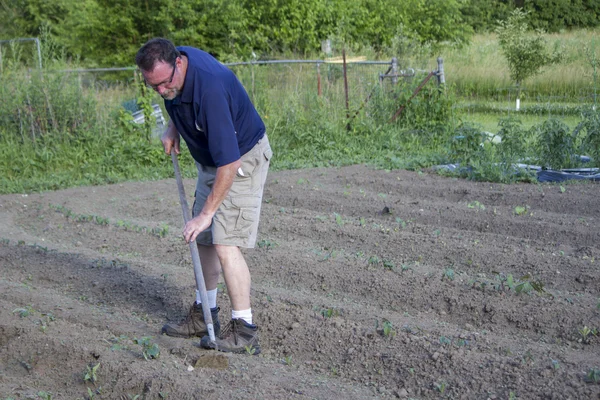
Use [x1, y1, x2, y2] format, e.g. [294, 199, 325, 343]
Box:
[192, 134, 272, 248]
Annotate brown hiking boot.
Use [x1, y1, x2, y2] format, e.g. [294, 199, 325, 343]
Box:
[200, 318, 261, 355]
[161, 304, 220, 338]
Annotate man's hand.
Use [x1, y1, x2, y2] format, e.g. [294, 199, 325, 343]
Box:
[183, 211, 214, 243]
[162, 121, 180, 155]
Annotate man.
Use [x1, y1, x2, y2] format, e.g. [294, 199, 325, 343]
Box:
[135, 38, 272, 354]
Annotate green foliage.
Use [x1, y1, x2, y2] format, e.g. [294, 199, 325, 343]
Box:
[532, 118, 578, 169]
[83, 363, 100, 385]
[449, 122, 486, 166]
[576, 109, 600, 167]
[524, 0, 600, 32]
[496, 9, 563, 95]
[133, 336, 160, 360]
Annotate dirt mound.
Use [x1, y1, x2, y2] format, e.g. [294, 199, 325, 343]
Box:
[1, 165, 599, 399]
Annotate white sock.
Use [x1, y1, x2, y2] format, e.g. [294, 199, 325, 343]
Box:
[232, 308, 253, 325]
[195, 289, 218, 309]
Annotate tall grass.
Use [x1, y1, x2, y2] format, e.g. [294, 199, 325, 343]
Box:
[445, 29, 599, 101]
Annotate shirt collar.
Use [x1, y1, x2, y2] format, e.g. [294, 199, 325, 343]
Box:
[178, 50, 195, 104]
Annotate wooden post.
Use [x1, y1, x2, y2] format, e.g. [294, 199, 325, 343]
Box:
[343, 49, 350, 131]
[391, 57, 398, 85]
[437, 57, 445, 86]
[317, 62, 322, 96]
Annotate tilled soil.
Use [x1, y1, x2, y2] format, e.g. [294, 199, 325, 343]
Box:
[1, 164, 599, 399]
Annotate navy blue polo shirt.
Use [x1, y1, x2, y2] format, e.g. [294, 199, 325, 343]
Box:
[164, 47, 265, 167]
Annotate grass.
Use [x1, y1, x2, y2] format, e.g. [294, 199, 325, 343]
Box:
[0, 29, 598, 193]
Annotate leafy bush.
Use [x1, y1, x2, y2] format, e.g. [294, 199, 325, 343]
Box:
[576, 109, 600, 167]
[532, 118, 578, 169]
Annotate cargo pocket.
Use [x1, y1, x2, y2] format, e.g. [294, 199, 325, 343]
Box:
[225, 195, 259, 236]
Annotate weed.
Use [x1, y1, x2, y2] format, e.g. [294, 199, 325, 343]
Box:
[551, 359, 560, 370]
[37, 392, 53, 400]
[559, 185, 566, 193]
[84, 363, 100, 385]
[87, 387, 96, 400]
[133, 337, 160, 360]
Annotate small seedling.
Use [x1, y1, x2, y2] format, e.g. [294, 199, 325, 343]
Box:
[134, 337, 160, 360]
[395, 217, 407, 228]
[13, 305, 35, 318]
[559, 185, 566, 193]
[87, 387, 96, 400]
[434, 381, 447, 394]
[37, 392, 53, 400]
[514, 205, 529, 215]
[257, 239, 278, 250]
[587, 367, 600, 383]
[84, 363, 100, 385]
[443, 268, 455, 281]
[333, 213, 344, 226]
[281, 355, 292, 365]
[368, 255, 380, 266]
[579, 326, 597, 344]
[551, 359, 560, 370]
[245, 345, 257, 355]
[382, 260, 395, 270]
[467, 201, 485, 210]
[320, 308, 339, 318]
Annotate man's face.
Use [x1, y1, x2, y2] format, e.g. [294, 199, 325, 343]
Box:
[143, 58, 181, 100]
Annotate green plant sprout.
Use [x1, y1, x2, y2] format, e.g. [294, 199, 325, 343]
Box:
[467, 201, 485, 210]
[281, 355, 292, 365]
[587, 367, 600, 383]
[579, 326, 598, 344]
[245, 345, 257, 355]
[84, 363, 100, 385]
[13, 305, 35, 318]
[133, 337, 160, 360]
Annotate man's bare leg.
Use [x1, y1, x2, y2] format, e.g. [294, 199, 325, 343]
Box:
[197, 244, 221, 291]
[214, 244, 251, 311]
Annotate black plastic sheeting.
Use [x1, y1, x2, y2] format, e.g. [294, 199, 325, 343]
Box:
[434, 162, 600, 183]
[537, 168, 600, 182]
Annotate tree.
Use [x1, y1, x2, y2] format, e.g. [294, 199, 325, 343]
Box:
[496, 9, 562, 110]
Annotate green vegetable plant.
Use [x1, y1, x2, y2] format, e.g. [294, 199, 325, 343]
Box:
[83, 363, 100, 385]
[133, 337, 160, 360]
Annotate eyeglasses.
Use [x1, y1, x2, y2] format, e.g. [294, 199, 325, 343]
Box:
[145, 62, 176, 90]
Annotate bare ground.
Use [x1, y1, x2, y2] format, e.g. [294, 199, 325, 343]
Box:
[1, 164, 599, 400]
